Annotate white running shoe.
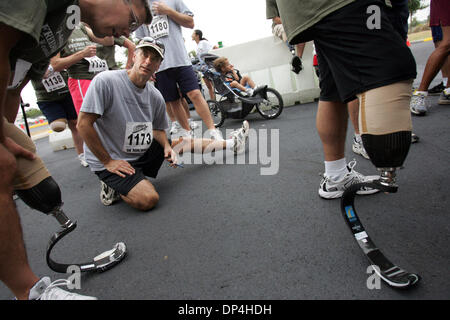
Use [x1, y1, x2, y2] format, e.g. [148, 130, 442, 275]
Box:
[410, 92, 427, 116]
[170, 121, 181, 135]
[229, 120, 250, 154]
[189, 118, 199, 129]
[171, 128, 193, 139]
[207, 128, 224, 141]
[78, 153, 89, 167]
[352, 137, 369, 159]
[318, 160, 380, 199]
[27, 277, 97, 300]
[100, 181, 121, 206]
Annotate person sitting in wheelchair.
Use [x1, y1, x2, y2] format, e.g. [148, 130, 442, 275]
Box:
[213, 57, 256, 97]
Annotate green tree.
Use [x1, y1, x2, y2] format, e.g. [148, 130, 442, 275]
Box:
[25, 108, 43, 119]
[408, 0, 429, 31]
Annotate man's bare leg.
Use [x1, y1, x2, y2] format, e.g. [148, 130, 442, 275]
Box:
[0, 146, 39, 300]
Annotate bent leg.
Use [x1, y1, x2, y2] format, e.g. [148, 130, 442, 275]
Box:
[186, 89, 215, 130]
[121, 179, 159, 211]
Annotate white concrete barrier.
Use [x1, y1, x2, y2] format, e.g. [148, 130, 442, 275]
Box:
[211, 36, 319, 106]
[49, 128, 74, 151]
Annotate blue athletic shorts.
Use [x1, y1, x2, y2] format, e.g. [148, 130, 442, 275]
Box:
[431, 25, 443, 43]
[155, 66, 200, 102]
[37, 94, 77, 123]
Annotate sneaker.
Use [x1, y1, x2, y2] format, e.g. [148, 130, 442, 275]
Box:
[245, 88, 254, 97]
[411, 132, 419, 144]
[438, 89, 450, 105]
[100, 181, 121, 206]
[78, 153, 89, 167]
[291, 56, 303, 74]
[410, 92, 428, 116]
[27, 277, 97, 300]
[318, 160, 380, 199]
[352, 137, 369, 159]
[189, 118, 199, 129]
[229, 120, 250, 154]
[171, 127, 193, 139]
[428, 82, 445, 95]
[170, 121, 181, 135]
[207, 128, 224, 141]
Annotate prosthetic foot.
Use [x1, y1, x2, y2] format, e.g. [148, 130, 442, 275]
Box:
[16, 176, 127, 273]
[340, 82, 420, 289]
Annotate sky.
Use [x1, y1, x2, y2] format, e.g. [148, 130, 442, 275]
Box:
[19, 0, 431, 115]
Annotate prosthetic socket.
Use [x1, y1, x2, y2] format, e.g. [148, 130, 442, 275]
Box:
[15, 176, 73, 228]
[358, 81, 413, 186]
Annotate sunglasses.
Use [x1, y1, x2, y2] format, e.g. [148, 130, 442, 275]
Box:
[140, 36, 165, 51]
[125, 0, 140, 32]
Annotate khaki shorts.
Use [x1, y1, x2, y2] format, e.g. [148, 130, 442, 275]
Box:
[3, 118, 50, 190]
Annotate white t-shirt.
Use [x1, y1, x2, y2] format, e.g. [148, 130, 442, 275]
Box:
[134, 0, 193, 73]
[196, 39, 213, 62]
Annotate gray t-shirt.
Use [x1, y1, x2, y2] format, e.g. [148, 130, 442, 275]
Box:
[80, 70, 169, 171]
[134, 0, 193, 73]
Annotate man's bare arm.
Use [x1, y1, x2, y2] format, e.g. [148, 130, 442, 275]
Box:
[152, 1, 194, 29]
[77, 111, 135, 177]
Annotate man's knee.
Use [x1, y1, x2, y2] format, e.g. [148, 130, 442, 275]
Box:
[186, 89, 202, 101]
[134, 192, 159, 211]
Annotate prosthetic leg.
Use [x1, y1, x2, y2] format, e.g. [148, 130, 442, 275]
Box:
[16, 176, 127, 273]
[340, 81, 420, 288]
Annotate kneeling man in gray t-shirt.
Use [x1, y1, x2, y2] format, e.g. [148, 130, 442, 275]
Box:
[78, 38, 250, 211]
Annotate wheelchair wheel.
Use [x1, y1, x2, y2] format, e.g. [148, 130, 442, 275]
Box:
[256, 88, 283, 119]
[207, 100, 225, 128]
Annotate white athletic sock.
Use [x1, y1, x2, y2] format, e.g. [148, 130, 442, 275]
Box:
[442, 78, 448, 87]
[354, 133, 362, 143]
[325, 158, 348, 182]
[226, 139, 235, 150]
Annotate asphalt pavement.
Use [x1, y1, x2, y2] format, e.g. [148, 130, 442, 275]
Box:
[1, 40, 449, 300]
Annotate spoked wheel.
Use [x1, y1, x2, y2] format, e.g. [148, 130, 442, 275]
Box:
[207, 99, 225, 128]
[256, 88, 283, 119]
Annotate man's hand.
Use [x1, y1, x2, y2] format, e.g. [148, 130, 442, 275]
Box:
[81, 45, 97, 58]
[3, 137, 35, 160]
[104, 159, 135, 178]
[152, 1, 172, 15]
[164, 146, 178, 167]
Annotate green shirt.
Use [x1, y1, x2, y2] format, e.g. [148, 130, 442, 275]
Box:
[61, 24, 107, 80]
[31, 70, 70, 102]
[1, 0, 78, 83]
[266, 0, 355, 44]
[96, 36, 127, 70]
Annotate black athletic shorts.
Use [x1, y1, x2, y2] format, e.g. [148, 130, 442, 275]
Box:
[296, 0, 417, 103]
[95, 140, 168, 196]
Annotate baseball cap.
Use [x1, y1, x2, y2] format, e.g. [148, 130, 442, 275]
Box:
[136, 37, 165, 59]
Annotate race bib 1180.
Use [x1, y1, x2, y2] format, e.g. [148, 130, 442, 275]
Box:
[148, 15, 169, 39]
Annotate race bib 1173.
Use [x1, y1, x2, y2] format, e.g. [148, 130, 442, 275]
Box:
[123, 122, 153, 153]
